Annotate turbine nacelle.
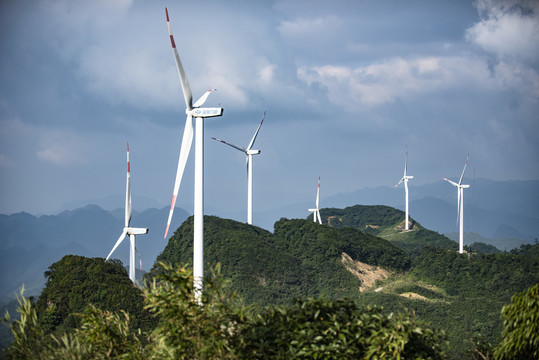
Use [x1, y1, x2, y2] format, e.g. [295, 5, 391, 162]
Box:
[187, 107, 224, 118]
[126, 227, 149, 236]
[247, 149, 261, 155]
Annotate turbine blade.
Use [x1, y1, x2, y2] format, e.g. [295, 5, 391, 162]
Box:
[193, 89, 216, 108]
[459, 154, 469, 185]
[106, 229, 128, 261]
[125, 142, 132, 227]
[443, 178, 459, 187]
[247, 110, 266, 150]
[211, 137, 246, 152]
[165, 114, 194, 238]
[165, 8, 193, 111]
[135, 246, 142, 270]
[394, 177, 404, 188]
[404, 145, 408, 177]
[316, 210, 322, 225]
[315, 177, 320, 208]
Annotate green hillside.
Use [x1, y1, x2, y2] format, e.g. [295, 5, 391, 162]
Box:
[3, 207, 538, 359]
[146, 215, 410, 305]
[34, 255, 154, 337]
[318, 205, 457, 256]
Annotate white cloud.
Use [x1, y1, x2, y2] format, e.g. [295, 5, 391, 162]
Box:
[277, 15, 342, 39]
[297, 56, 497, 109]
[465, 0, 539, 63]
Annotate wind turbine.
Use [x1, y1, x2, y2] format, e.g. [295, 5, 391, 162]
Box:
[443, 155, 470, 254]
[163, 8, 223, 299]
[106, 142, 148, 284]
[394, 146, 414, 231]
[308, 177, 322, 224]
[211, 111, 265, 225]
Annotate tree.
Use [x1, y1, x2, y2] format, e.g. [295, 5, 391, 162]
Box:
[493, 283, 539, 360]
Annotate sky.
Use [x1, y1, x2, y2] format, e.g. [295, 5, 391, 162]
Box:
[1, 0, 538, 225]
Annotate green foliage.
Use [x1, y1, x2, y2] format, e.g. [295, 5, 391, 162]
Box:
[146, 216, 409, 305]
[35, 255, 154, 337]
[468, 242, 502, 254]
[239, 297, 447, 359]
[411, 247, 539, 299]
[509, 243, 539, 257]
[3, 263, 449, 359]
[493, 283, 539, 360]
[320, 205, 406, 232]
[2, 287, 46, 359]
[320, 205, 457, 257]
[144, 262, 241, 359]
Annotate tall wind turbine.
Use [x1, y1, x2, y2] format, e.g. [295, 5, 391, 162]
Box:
[211, 111, 265, 225]
[394, 146, 414, 231]
[444, 155, 470, 254]
[308, 177, 322, 224]
[106, 142, 148, 284]
[164, 8, 223, 299]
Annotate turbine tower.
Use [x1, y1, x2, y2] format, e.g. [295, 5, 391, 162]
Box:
[394, 146, 414, 231]
[308, 177, 322, 224]
[443, 155, 470, 254]
[106, 142, 148, 284]
[211, 111, 265, 225]
[164, 8, 223, 300]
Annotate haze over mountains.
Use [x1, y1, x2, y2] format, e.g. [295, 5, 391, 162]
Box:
[0, 178, 536, 301]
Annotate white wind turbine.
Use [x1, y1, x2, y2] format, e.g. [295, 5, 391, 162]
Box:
[106, 142, 148, 284]
[163, 8, 223, 299]
[211, 111, 265, 225]
[308, 177, 322, 224]
[394, 146, 414, 231]
[443, 155, 470, 254]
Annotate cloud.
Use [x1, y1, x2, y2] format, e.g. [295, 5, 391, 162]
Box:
[37, 142, 79, 165]
[297, 55, 498, 109]
[465, 0, 539, 64]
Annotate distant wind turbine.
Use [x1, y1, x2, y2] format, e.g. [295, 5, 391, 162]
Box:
[106, 142, 148, 284]
[443, 155, 470, 254]
[164, 8, 223, 300]
[211, 111, 265, 225]
[308, 177, 322, 224]
[394, 146, 414, 231]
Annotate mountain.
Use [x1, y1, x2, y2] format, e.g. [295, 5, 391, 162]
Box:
[146, 215, 410, 306]
[242, 179, 538, 246]
[0, 205, 189, 299]
[145, 210, 539, 359]
[316, 204, 457, 257]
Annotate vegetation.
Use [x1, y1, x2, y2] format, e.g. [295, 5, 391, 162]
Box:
[493, 283, 539, 360]
[2, 263, 450, 359]
[34, 255, 154, 337]
[320, 205, 457, 257]
[2, 207, 538, 359]
[146, 216, 410, 305]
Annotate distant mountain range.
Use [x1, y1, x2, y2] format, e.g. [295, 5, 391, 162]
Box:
[0, 178, 536, 300]
[0, 205, 188, 300]
[245, 179, 538, 244]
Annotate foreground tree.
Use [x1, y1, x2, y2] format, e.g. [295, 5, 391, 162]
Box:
[493, 283, 539, 360]
[3, 262, 449, 359]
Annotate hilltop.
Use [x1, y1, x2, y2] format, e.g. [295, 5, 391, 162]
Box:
[315, 204, 457, 256]
[146, 215, 410, 306]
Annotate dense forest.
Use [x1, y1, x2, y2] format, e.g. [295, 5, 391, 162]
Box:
[2, 205, 538, 359]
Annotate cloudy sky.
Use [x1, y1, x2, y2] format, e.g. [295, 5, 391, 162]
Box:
[1, 0, 538, 226]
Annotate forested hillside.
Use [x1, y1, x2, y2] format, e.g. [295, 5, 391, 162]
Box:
[147, 216, 409, 305]
[318, 204, 457, 256]
[34, 255, 154, 337]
